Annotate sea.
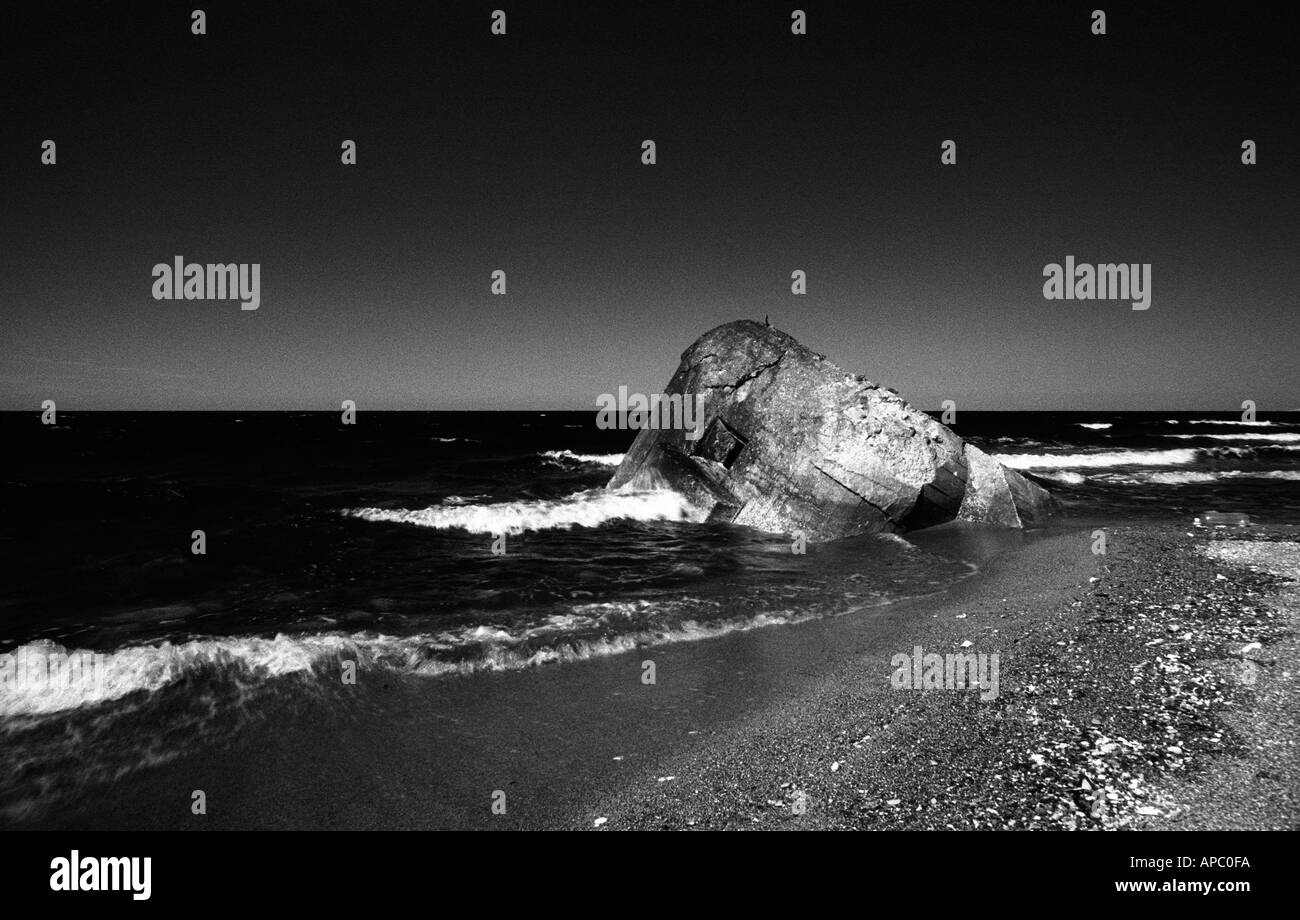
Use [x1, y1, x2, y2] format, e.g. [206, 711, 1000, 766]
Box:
[3, 409, 1299, 820]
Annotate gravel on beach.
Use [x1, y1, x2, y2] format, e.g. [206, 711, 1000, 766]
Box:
[580, 524, 1300, 830]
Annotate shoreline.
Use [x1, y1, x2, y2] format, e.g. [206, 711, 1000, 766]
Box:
[9, 522, 1298, 830]
[577, 523, 1300, 830]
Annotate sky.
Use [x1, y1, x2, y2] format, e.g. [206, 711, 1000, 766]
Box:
[1, 1, 1296, 411]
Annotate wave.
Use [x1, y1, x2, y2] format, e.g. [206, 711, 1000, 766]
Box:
[1134, 471, 1217, 484]
[539, 450, 625, 466]
[1124, 469, 1300, 485]
[344, 488, 703, 534]
[0, 603, 829, 818]
[1181, 419, 1294, 428]
[0, 595, 870, 719]
[0, 635, 356, 719]
[994, 448, 1197, 469]
[997, 445, 1300, 469]
[389, 602, 833, 677]
[1037, 471, 1087, 484]
[1076, 423, 1112, 430]
[1205, 444, 1300, 458]
[1044, 469, 1300, 486]
[1167, 433, 1300, 442]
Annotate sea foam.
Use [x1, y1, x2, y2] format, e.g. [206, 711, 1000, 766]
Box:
[0, 601, 830, 717]
[344, 488, 702, 534]
[994, 448, 1197, 469]
[1167, 433, 1300, 442]
[539, 450, 625, 466]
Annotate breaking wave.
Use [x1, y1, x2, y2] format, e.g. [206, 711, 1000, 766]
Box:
[1181, 419, 1295, 428]
[0, 581, 927, 818]
[994, 448, 1198, 469]
[0, 635, 352, 718]
[1166, 433, 1300, 442]
[539, 450, 625, 466]
[1038, 469, 1300, 486]
[1038, 471, 1087, 484]
[1129, 471, 1218, 484]
[1204, 444, 1300, 458]
[344, 488, 702, 534]
[1111, 469, 1300, 485]
[0, 596, 870, 719]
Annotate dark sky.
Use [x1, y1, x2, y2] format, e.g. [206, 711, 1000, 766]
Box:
[2, 1, 1295, 410]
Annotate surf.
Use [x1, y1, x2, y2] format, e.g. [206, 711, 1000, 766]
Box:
[343, 488, 702, 534]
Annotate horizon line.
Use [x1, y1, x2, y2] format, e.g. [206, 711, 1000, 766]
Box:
[5, 408, 1299, 415]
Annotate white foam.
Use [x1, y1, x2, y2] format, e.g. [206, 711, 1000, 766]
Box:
[539, 450, 625, 466]
[1183, 419, 1293, 428]
[0, 602, 832, 716]
[1208, 445, 1300, 457]
[1089, 469, 1300, 486]
[994, 448, 1197, 469]
[0, 635, 356, 718]
[1139, 471, 1219, 484]
[1039, 471, 1087, 484]
[1167, 433, 1300, 442]
[1076, 423, 1113, 430]
[345, 488, 703, 534]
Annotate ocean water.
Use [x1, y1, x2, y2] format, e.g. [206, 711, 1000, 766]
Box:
[2, 409, 1299, 819]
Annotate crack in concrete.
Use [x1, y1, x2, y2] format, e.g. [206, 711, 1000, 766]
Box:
[705, 352, 786, 392]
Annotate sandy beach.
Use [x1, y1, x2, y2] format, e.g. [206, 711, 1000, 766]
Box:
[583, 523, 1300, 830]
[12, 520, 1295, 832]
